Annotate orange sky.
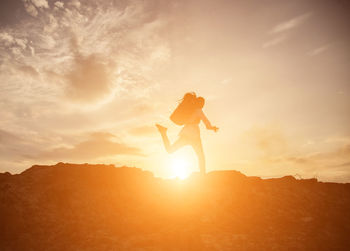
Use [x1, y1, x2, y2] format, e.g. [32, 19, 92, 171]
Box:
[0, 0, 349, 182]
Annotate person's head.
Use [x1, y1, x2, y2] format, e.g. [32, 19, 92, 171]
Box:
[183, 92, 196, 101]
[196, 97, 205, 108]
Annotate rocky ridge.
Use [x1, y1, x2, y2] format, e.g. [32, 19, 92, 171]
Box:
[1, 162, 350, 250]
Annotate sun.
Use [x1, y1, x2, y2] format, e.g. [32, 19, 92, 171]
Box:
[171, 157, 191, 180]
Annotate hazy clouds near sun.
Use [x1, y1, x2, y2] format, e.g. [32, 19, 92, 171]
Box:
[0, 0, 349, 182]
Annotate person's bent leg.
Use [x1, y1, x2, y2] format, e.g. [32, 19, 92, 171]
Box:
[191, 139, 206, 174]
[167, 137, 187, 153]
[156, 124, 172, 152]
[156, 126, 187, 154]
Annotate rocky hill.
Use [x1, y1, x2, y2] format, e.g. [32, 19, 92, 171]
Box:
[1, 163, 350, 250]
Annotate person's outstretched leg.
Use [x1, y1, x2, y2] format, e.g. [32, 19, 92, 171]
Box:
[191, 139, 206, 174]
[156, 124, 187, 153]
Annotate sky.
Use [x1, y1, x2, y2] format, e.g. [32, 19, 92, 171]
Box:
[0, 0, 349, 182]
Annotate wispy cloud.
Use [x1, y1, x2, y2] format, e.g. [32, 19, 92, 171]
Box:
[308, 44, 330, 56]
[31, 0, 49, 9]
[0, 0, 171, 103]
[0, 0, 171, 172]
[0, 129, 21, 144]
[40, 132, 143, 161]
[17, 64, 39, 77]
[263, 12, 312, 48]
[128, 125, 156, 136]
[262, 35, 287, 48]
[270, 12, 312, 34]
[0, 128, 44, 161]
[54, 1, 64, 9]
[22, 0, 49, 17]
[64, 41, 115, 102]
[241, 125, 289, 158]
[239, 125, 350, 181]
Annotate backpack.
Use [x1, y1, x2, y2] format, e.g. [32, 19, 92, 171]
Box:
[170, 92, 197, 125]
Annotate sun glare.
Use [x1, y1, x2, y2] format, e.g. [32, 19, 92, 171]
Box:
[171, 157, 191, 180]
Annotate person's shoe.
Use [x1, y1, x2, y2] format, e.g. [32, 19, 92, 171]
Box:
[155, 124, 167, 134]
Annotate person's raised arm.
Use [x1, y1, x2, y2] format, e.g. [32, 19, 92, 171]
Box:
[199, 109, 219, 132]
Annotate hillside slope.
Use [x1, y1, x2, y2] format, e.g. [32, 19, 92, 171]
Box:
[1, 163, 350, 250]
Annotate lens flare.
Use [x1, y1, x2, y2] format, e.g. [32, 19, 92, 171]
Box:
[171, 157, 190, 179]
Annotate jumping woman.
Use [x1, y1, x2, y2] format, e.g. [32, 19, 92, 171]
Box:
[156, 92, 218, 174]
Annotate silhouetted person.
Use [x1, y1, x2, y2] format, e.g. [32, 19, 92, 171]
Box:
[156, 93, 218, 174]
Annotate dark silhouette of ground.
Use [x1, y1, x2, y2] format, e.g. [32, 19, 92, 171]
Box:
[1, 163, 350, 250]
